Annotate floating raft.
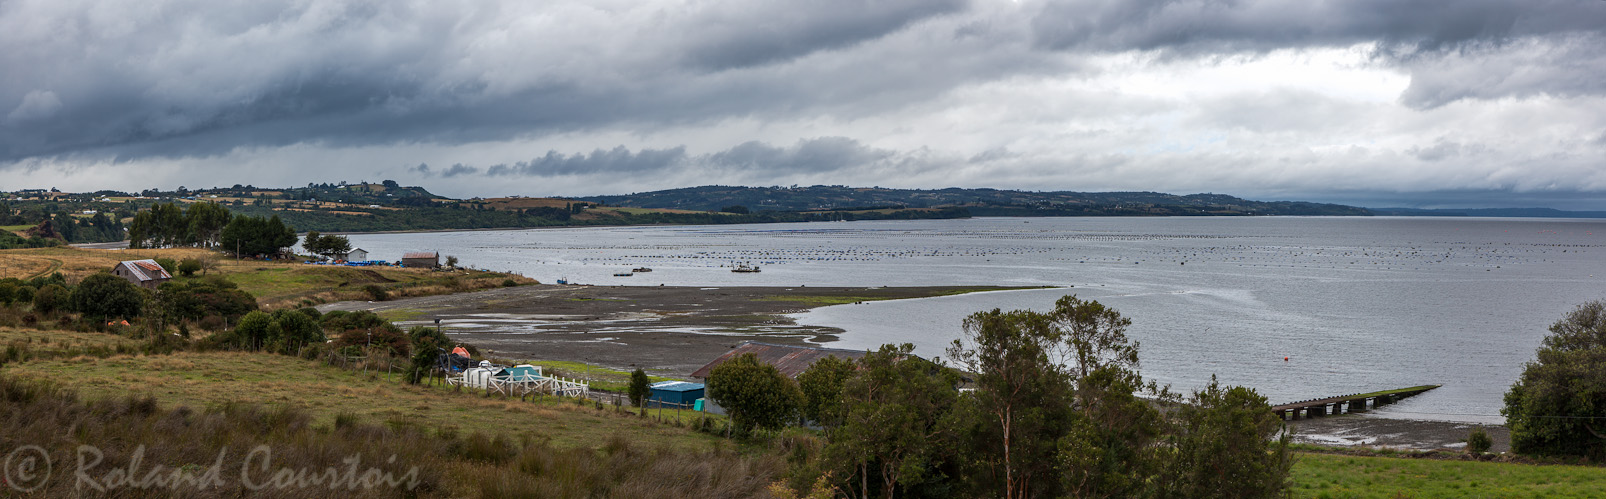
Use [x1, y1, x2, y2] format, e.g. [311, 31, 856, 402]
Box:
[1270, 385, 1440, 420]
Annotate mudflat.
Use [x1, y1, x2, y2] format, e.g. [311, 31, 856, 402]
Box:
[318, 284, 1028, 376]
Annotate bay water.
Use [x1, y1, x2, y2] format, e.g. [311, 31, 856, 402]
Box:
[347, 217, 1606, 423]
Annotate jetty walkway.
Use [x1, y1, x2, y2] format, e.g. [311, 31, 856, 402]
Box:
[1270, 385, 1439, 420]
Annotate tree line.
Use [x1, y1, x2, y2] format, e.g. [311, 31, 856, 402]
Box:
[129, 202, 297, 257]
[707, 295, 1292, 498]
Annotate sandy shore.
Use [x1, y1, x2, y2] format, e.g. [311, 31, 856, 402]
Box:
[1288, 415, 1509, 453]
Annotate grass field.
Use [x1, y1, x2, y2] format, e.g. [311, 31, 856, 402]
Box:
[8, 350, 725, 451]
[0, 246, 535, 308]
[1292, 452, 1606, 498]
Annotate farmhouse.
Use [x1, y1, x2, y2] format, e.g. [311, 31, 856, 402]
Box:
[691, 341, 868, 379]
[401, 251, 439, 268]
[111, 260, 172, 289]
[345, 248, 369, 262]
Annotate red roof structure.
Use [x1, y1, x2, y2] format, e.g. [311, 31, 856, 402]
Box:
[691, 341, 869, 379]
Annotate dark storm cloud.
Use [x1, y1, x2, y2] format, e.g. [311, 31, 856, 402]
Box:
[1029, 0, 1604, 55]
[485, 146, 690, 177]
[706, 137, 894, 173]
[466, 138, 895, 178]
[679, 0, 968, 70]
[2, 0, 1603, 201]
[1030, 0, 1606, 108]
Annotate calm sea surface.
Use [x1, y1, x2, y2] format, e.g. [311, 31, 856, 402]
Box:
[347, 217, 1606, 423]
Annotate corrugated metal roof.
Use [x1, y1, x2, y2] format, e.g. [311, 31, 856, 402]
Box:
[650, 381, 705, 392]
[118, 260, 172, 281]
[691, 341, 868, 379]
[402, 252, 438, 259]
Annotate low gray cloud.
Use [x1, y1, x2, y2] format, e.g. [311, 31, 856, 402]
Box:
[2, 0, 1604, 209]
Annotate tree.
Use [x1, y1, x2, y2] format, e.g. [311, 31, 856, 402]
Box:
[71, 273, 145, 321]
[946, 295, 1169, 499]
[234, 311, 277, 350]
[629, 368, 652, 410]
[220, 214, 297, 257]
[707, 353, 802, 436]
[271, 308, 325, 354]
[947, 308, 1067, 499]
[1157, 377, 1291, 498]
[0, 282, 14, 306]
[1503, 300, 1606, 458]
[825, 344, 968, 498]
[407, 325, 450, 384]
[445, 255, 459, 269]
[797, 355, 855, 428]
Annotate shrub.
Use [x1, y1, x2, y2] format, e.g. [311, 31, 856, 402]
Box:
[364, 284, 389, 301]
[629, 368, 651, 408]
[32, 284, 69, 314]
[177, 258, 202, 276]
[1467, 427, 1493, 454]
[153, 257, 178, 274]
[502, 279, 517, 287]
[71, 272, 145, 320]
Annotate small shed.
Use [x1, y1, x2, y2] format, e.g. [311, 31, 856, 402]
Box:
[345, 248, 369, 262]
[401, 251, 439, 268]
[111, 260, 172, 290]
[648, 381, 705, 408]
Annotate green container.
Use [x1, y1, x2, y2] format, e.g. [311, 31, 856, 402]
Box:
[694, 399, 705, 411]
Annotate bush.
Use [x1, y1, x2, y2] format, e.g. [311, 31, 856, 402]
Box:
[629, 368, 651, 408]
[177, 258, 202, 277]
[364, 284, 389, 301]
[153, 257, 178, 274]
[1467, 427, 1493, 454]
[32, 284, 69, 314]
[71, 272, 145, 320]
[502, 279, 517, 287]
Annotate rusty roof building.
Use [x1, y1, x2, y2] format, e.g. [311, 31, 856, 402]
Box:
[112, 259, 172, 289]
[691, 341, 869, 379]
[401, 251, 439, 268]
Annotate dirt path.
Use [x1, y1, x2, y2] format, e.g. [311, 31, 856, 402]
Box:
[318, 284, 1028, 377]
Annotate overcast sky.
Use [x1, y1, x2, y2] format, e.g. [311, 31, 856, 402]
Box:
[3, 0, 1605, 209]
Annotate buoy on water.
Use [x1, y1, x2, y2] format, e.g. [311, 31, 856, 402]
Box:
[1284, 357, 1289, 362]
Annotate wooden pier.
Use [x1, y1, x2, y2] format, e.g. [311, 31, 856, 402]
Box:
[1269, 385, 1440, 420]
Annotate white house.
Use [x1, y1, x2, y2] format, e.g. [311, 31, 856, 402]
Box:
[345, 248, 369, 261]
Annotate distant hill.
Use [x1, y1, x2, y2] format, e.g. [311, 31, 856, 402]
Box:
[1370, 207, 1606, 219]
[582, 185, 1372, 217]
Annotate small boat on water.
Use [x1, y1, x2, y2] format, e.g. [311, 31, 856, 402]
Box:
[632, 267, 653, 273]
[731, 263, 761, 273]
[556, 277, 569, 284]
[613, 272, 633, 277]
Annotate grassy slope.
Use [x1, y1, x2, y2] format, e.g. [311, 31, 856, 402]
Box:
[1293, 452, 1606, 498]
[0, 246, 535, 308]
[6, 349, 724, 452]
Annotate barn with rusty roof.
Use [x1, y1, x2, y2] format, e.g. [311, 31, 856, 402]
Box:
[691, 341, 869, 379]
[112, 259, 172, 289]
[401, 251, 439, 268]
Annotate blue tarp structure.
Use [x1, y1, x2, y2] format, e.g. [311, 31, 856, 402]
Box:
[648, 381, 705, 408]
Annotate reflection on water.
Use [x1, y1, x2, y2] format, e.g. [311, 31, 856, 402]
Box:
[350, 217, 1606, 423]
